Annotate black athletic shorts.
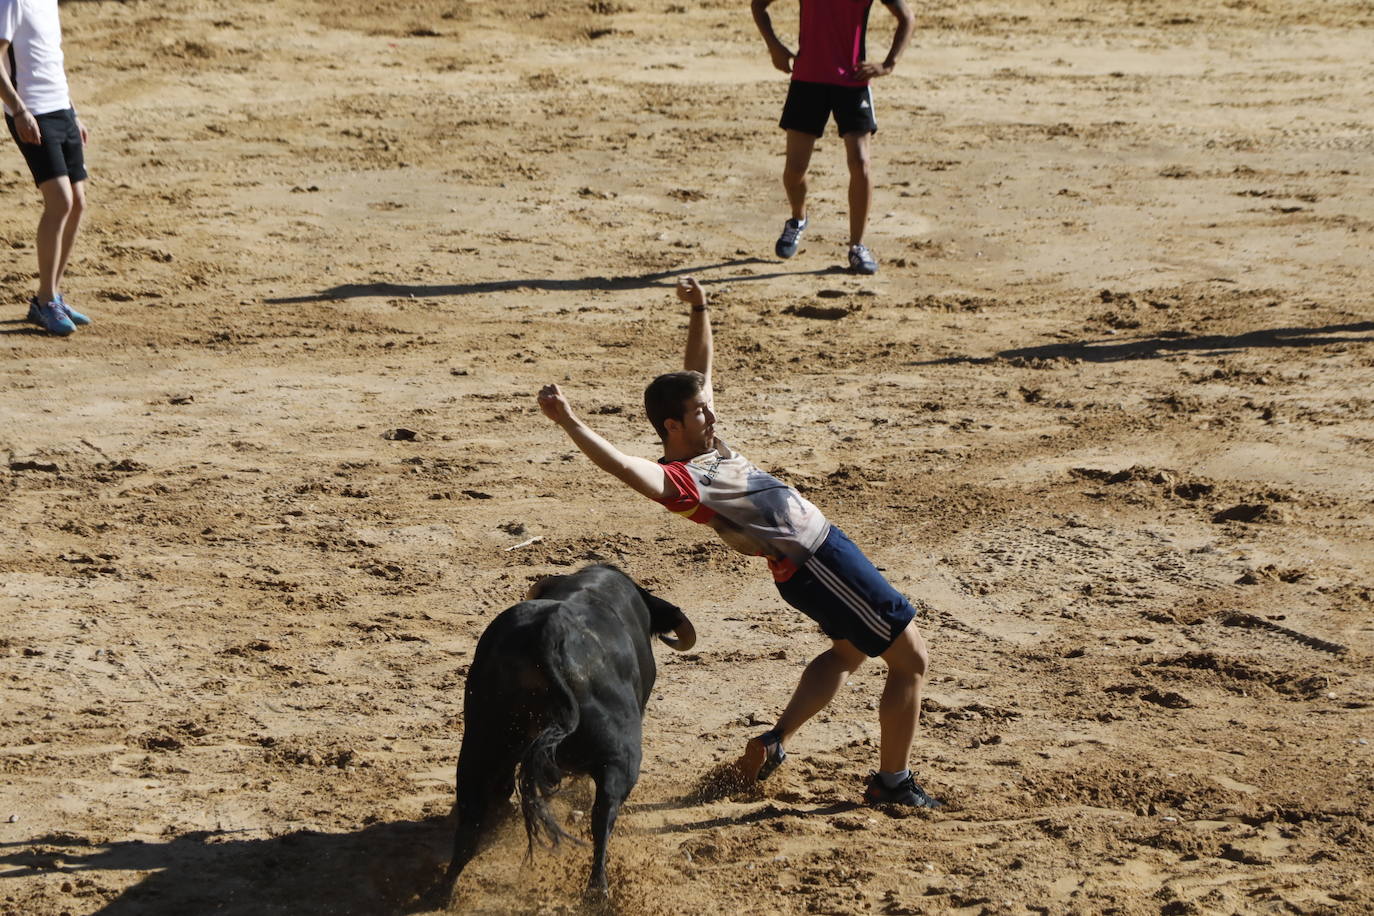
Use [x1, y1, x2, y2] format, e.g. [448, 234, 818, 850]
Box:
[6, 107, 87, 186]
[779, 80, 877, 138]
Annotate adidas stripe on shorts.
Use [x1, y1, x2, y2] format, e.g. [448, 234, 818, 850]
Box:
[775, 525, 915, 657]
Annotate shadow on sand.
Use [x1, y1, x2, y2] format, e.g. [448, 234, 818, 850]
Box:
[915, 321, 1374, 366]
[0, 794, 878, 913]
[0, 816, 452, 916]
[265, 259, 850, 304]
[638, 800, 861, 835]
[0, 316, 49, 336]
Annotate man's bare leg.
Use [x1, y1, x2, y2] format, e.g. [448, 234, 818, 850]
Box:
[782, 129, 817, 221]
[843, 130, 872, 247]
[875, 621, 927, 773]
[738, 639, 866, 780]
[35, 176, 74, 303]
[739, 620, 930, 782]
[53, 178, 86, 295]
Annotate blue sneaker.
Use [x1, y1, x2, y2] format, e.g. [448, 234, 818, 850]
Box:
[775, 217, 807, 259]
[739, 729, 787, 782]
[848, 243, 878, 275]
[27, 297, 76, 336]
[55, 293, 91, 326]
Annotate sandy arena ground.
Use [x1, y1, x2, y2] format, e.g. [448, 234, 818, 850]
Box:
[2, 0, 1373, 913]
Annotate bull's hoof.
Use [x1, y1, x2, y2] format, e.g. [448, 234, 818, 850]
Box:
[582, 882, 612, 911]
[415, 871, 460, 912]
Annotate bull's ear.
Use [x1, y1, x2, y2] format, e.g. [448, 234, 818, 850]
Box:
[526, 575, 562, 600]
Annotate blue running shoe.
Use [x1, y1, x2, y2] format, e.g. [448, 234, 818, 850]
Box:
[775, 217, 807, 259]
[739, 729, 787, 782]
[28, 297, 76, 336]
[848, 243, 878, 275]
[55, 293, 91, 326]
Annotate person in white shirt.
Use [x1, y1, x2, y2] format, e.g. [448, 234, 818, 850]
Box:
[536, 278, 944, 808]
[0, 0, 90, 336]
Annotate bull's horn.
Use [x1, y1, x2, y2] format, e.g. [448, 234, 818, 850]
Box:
[658, 617, 697, 652]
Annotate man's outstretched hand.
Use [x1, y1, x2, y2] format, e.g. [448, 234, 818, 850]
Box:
[676, 276, 707, 309]
[538, 383, 574, 426]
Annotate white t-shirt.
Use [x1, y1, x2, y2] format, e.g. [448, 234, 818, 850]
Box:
[0, 0, 71, 116]
[655, 439, 831, 581]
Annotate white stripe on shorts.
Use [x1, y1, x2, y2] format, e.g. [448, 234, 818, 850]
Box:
[806, 554, 891, 641]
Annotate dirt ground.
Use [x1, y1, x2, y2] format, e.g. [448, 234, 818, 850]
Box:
[2, 0, 1372, 913]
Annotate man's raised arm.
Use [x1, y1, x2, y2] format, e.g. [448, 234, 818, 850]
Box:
[678, 277, 713, 402]
[537, 383, 676, 501]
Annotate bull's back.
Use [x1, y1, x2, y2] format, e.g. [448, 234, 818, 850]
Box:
[526, 570, 658, 699]
[465, 595, 653, 739]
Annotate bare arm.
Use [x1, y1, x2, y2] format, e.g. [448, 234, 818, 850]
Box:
[750, 0, 795, 74]
[0, 41, 39, 143]
[856, 0, 914, 80]
[677, 277, 713, 403]
[537, 383, 676, 501]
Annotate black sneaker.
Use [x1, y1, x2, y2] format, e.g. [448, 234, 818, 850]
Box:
[863, 772, 944, 808]
[739, 729, 787, 782]
[775, 217, 807, 259]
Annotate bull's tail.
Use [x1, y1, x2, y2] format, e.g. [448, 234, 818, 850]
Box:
[515, 626, 583, 857]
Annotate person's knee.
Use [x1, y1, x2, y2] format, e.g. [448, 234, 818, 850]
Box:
[847, 149, 871, 179]
[883, 625, 928, 679]
[910, 639, 929, 679]
[782, 165, 808, 187]
[69, 186, 87, 219]
[844, 132, 871, 164]
[43, 198, 74, 220]
[40, 184, 75, 219]
[822, 642, 865, 676]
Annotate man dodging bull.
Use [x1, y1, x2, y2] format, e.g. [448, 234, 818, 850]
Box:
[537, 278, 943, 809]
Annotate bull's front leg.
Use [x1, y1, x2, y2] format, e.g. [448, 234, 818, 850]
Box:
[585, 760, 636, 900]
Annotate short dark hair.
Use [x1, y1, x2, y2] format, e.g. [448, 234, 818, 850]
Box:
[643, 370, 705, 441]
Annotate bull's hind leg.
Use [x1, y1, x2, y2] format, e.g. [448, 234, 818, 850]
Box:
[585, 758, 638, 899]
[447, 746, 519, 885]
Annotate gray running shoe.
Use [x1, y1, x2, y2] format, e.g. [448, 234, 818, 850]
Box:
[848, 243, 878, 275]
[775, 217, 807, 259]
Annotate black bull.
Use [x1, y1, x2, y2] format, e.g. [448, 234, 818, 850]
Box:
[443, 564, 696, 897]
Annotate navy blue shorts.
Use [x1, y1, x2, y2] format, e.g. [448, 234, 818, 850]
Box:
[775, 525, 916, 657]
[6, 107, 87, 187]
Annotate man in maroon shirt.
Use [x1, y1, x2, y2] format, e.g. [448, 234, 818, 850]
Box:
[752, 0, 913, 275]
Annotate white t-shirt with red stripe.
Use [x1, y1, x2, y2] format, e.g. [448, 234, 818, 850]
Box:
[0, 0, 71, 117]
[654, 439, 830, 581]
